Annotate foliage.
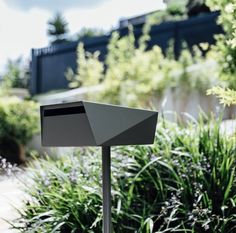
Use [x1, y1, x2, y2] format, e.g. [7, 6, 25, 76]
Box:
[145, 0, 210, 29]
[0, 156, 20, 176]
[147, 0, 187, 26]
[70, 31, 219, 107]
[76, 27, 105, 40]
[0, 97, 39, 145]
[67, 43, 103, 89]
[47, 12, 69, 44]
[207, 86, 236, 106]
[1, 57, 29, 89]
[12, 117, 236, 232]
[140, 0, 187, 43]
[12, 152, 103, 232]
[206, 0, 236, 89]
[100, 32, 171, 106]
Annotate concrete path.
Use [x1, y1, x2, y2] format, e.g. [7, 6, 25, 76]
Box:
[0, 176, 24, 233]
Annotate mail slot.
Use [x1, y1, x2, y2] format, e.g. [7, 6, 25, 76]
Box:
[41, 103, 96, 146]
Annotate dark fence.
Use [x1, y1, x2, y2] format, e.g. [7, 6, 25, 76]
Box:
[30, 12, 222, 95]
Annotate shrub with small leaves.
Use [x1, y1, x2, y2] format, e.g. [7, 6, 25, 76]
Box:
[70, 31, 219, 107]
[207, 86, 236, 106]
[0, 97, 39, 145]
[206, 0, 236, 89]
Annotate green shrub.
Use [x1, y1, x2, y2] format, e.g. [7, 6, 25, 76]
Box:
[207, 86, 236, 106]
[12, 117, 236, 232]
[145, 0, 187, 26]
[0, 97, 39, 145]
[1, 58, 29, 89]
[206, 0, 236, 89]
[69, 31, 219, 107]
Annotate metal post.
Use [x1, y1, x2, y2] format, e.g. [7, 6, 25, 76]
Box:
[102, 146, 111, 233]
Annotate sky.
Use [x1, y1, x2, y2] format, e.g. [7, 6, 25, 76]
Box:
[0, 0, 165, 74]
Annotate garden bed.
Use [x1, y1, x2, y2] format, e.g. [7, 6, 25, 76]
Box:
[10, 117, 236, 232]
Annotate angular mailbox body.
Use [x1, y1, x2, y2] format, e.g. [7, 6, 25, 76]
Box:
[41, 101, 158, 147]
[40, 101, 158, 233]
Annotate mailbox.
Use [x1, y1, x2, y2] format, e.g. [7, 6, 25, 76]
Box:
[41, 101, 158, 147]
[40, 101, 158, 233]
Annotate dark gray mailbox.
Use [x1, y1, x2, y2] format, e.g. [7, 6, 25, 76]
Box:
[40, 101, 158, 233]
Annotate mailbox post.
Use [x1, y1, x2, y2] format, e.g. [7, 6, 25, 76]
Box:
[102, 146, 111, 232]
[40, 101, 158, 233]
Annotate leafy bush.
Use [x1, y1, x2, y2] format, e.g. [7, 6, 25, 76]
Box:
[207, 86, 236, 106]
[0, 97, 39, 145]
[143, 0, 210, 29]
[69, 31, 219, 107]
[76, 27, 105, 40]
[205, 1, 236, 107]
[1, 58, 29, 89]
[206, 0, 236, 89]
[12, 117, 236, 232]
[145, 0, 187, 27]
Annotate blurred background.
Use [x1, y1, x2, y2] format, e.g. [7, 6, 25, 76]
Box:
[0, 0, 236, 232]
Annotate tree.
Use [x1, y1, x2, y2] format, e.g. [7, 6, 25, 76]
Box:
[47, 12, 69, 44]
